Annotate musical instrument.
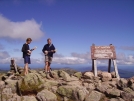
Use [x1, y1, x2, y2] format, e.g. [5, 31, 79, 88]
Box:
[27, 46, 37, 55]
[44, 49, 57, 55]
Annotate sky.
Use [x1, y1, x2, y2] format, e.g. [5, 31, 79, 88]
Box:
[0, 0, 134, 67]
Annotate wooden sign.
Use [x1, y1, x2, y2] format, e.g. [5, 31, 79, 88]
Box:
[91, 44, 116, 59]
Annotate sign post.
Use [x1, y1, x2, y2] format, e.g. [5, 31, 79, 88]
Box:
[91, 44, 120, 79]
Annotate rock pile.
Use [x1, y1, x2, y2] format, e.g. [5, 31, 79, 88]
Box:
[0, 69, 134, 101]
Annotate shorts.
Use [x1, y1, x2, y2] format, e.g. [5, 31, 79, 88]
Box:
[45, 55, 52, 63]
[24, 55, 31, 64]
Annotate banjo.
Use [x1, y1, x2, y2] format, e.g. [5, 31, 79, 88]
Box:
[27, 46, 37, 55]
[44, 49, 57, 55]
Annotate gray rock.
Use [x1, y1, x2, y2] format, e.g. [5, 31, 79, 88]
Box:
[121, 91, 134, 101]
[5, 79, 18, 93]
[84, 72, 94, 79]
[96, 82, 111, 93]
[18, 73, 44, 95]
[50, 71, 59, 79]
[0, 81, 5, 89]
[76, 87, 89, 101]
[98, 72, 112, 81]
[123, 87, 133, 93]
[10, 95, 22, 101]
[59, 70, 71, 81]
[63, 97, 68, 101]
[37, 89, 57, 101]
[51, 86, 58, 93]
[38, 71, 46, 78]
[98, 72, 112, 78]
[43, 79, 59, 89]
[110, 97, 125, 101]
[57, 85, 76, 98]
[130, 84, 134, 91]
[1, 88, 12, 101]
[85, 91, 104, 101]
[106, 89, 121, 97]
[102, 77, 112, 82]
[73, 72, 82, 79]
[22, 96, 37, 101]
[117, 78, 128, 89]
[67, 81, 81, 86]
[111, 72, 116, 78]
[88, 83, 95, 90]
[69, 76, 79, 81]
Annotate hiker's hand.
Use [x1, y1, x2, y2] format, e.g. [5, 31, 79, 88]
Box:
[28, 50, 31, 53]
[51, 50, 54, 52]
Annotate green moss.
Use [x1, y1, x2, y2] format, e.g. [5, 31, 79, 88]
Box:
[74, 72, 82, 79]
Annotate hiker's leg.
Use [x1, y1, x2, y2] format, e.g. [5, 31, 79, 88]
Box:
[45, 61, 48, 72]
[24, 63, 28, 75]
[48, 62, 51, 72]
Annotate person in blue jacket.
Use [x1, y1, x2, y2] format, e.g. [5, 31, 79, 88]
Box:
[42, 38, 56, 73]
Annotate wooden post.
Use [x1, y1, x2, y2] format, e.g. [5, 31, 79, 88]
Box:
[94, 59, 97, 77]
[92, 59, 94, 71]
[113, 59, 120, 79]
[108, 59, 111, 73]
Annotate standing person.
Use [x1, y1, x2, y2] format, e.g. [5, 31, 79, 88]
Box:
[42, 38, 56, 74]
[21, 38, 32, 75]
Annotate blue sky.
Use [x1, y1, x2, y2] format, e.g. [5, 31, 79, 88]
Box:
[0, 0, 134, 67]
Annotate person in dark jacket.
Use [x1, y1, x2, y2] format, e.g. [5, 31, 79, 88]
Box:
[21, 38, 32, 75]
[42, 38, 56, 73]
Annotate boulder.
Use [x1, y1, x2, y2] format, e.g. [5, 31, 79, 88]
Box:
[76, 87, 89, 101]
[130, 84, 134, 91]
[1, 88, 13, 101]
[88, 83, 95, 90]
[37, 89, 57, 101]
[0, 81, 5, 89]
[22, 96, 37, 101]
[106, 89, 121, 97]
[43, 79, 59, 89]
[111, 72, 116, 78]
[50, 71, 59, 79]
[57, 85, 76, 98]
[38, 71, 46, 78]
[96, 82, 111, 93]
[98, 72, 112, 81]
[98, 72, 112, 78]
[5, 79, 18, 93]
[109, 97, 125, 101]
[85, 91, 104, 101]
[121, 91, 134, 101]
[84, 72, 94, 79]
[67, 81, 81, 86]
[73, 72, 82, 79]
[18, 73, 44, 95]
[59, 70, 71, 81]
[117, 78, 128, 89]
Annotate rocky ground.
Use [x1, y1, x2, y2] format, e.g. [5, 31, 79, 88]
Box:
[0, 66, 134, 101]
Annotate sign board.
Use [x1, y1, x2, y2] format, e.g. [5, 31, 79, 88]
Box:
[91, 44, 116, 59]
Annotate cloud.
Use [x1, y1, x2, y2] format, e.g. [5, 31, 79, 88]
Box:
[52, 52, 91, 65]
[0, 44, 4, 50]
[120, 46, 134, 51]
[0, 51, 10, 59]
[0, 14, 44, 41]
[13, 49, 20, 52]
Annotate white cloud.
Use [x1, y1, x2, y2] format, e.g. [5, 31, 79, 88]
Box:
[0, 51, 10, 59]
[0, 44, 4, 50]
[0, 14, 44, 41]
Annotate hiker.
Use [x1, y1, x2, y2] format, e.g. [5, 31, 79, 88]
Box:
[42, 38, 56, 74]
[21, 38, 32, 75]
